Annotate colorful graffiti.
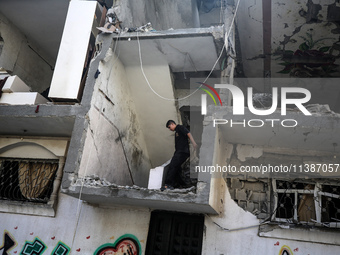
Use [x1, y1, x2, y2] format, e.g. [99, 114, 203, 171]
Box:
[277, 32, 338, 77]
[0, 231, 16, 255]
[1, 229, 71, 255]
[21, 237, 47, 255]
[279, 245, 293, 255]
[1, 229, 139, 254]
[94, 234, 141, 255]
[51, 241, 70, 255]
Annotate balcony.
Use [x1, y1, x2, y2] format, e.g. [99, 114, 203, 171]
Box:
[0, 0, 231, 215]
[59, 25, 227, 215]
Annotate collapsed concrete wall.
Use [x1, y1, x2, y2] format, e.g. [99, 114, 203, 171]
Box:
[226, 145, 339, 220]
[202, 179, 340, 254]
[198, 104, 340, 251]
[0, 12, 53, 94]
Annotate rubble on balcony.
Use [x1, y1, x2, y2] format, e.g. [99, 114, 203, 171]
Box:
[72, 174, 197, 194]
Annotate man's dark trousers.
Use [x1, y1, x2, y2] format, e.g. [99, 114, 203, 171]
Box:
[165, 151, 189, 187]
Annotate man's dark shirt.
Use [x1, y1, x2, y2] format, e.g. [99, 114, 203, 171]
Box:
[174, 125, 190, 154]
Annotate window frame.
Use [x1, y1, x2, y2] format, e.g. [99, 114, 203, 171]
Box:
[272, 179, 340, 228]
[0, 137, 68, 217]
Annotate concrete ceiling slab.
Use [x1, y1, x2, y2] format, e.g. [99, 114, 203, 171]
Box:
[114, 27, 224, 72]
[0, 116, 75, 137]
[0, 105, 77, 137]
[0, 0, 70, 60]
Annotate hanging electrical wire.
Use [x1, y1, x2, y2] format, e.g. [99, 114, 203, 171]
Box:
[137, 0, 242, 101]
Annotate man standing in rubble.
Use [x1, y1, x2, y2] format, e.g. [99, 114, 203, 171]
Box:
[162, 120, 197, 190]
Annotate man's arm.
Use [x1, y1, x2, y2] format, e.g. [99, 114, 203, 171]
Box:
[187, 133, 197, 150]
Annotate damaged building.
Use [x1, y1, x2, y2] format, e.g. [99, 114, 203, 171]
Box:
[0, 0, 339, 254]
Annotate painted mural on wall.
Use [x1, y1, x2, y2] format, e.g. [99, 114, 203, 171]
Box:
[279, 245, 293, 255]
[0, 231, 16, 255]
[274, 241, 301, 255]
[21, 237, 47, 255]
[273, 1, 340, 78]
[0, 230, 141, 255]
[277, 32, 338, 77]
[19, 237, 70, 255]
[94, 234, 141, 255]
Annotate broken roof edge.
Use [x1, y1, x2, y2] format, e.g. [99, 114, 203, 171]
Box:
[112, 26, 224, 41]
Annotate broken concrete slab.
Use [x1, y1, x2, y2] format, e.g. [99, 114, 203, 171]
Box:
[113, 26, 224, 72]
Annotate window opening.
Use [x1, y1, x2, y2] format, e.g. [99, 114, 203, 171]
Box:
[272, 179, 340, 228]
[0, 158, 59, 203]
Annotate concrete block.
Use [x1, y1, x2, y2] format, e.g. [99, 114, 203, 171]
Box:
[2, 75, 30, 93]
[229, 189, 236, 200]
[238, 201, 247, 209]
[148, 166, 164, 189]
[0, 92, 48, 105]
[246, 201, 255, 212]
[253, 202, 260, 211]
[231, 179, 243, 189]
[236, 144, 263, 162]
[243, 182, 264, 191]
[235, 189, 247, 201]
[249, 192, 266, 202]
[257, 213, 269, 219]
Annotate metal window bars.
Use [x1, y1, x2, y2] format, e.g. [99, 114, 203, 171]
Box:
[0, 159, 59, 203]
[272, 179, 340, 228]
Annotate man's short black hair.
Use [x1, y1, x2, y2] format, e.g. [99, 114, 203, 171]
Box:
[166, 120, 176, 128]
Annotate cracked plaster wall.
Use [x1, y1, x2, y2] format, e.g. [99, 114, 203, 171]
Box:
[235, 0, 264, 78]
[124, 64, 179, 168]
[78, 45, 153, 187]
[0, 12, 53, 93]
[236, 0, 340, 78]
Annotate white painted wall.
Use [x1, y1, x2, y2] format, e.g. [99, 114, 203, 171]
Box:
[0, 193, 150, 254]
[125, 64, 179, 168]
[0, 12, 53, 93]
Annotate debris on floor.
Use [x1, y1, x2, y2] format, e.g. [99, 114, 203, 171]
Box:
[125, 22, 156, 32]
[96, 12, 122, 34]
[74, 175, 196, 194]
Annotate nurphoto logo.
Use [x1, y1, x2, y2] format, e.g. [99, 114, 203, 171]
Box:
[200, 83, 312, 128]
